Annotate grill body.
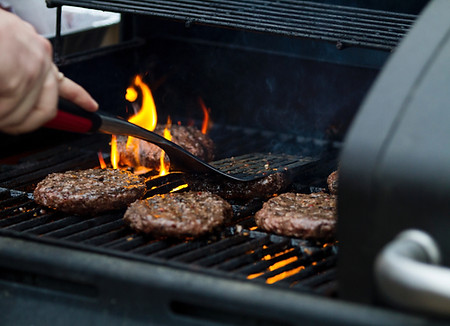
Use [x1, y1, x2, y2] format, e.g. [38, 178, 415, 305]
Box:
[339, 0, 450, 305]
[2, 0, 449, 325]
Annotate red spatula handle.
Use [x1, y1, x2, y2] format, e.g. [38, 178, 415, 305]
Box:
[44, 98, 102, 133]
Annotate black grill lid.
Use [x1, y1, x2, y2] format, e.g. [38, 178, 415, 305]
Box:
[338, 0, 450, 304]
[46, 0, 417, 50]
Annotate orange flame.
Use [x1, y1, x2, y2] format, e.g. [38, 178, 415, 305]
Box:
[97, 152, 107, 169]
[110, 135, 119, 169]
[111, 75, 159, 171]
[124, 75, 158, 169]
[198, 97, 211, 134]
[107, 74, 209, 180]
[247, 248, 304, 284]
[127, 75, 157, 130]
[159, 116, 172, 176]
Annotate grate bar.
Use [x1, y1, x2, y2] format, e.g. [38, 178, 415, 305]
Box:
[276, 255, 337, 285]
[82, 226, 131, 246]
[62, 219, 125, 243]
[214, 239, 291, 271]
[170, 235, 250, 263]
[102, 234, 151, 251]
[192, 236, 274, 267]
[0, 207, 42, 228]
[236, 246, 301, 275]
[0, 196, 32, 220]
[154, 238, 221, 260]
[129, 239, 176, 256]
[25, 215, 88, 235]
[290, 267, 337, 290]
[47, 0, 416, 50]
[43, 214, 122, 239]
[6, 212, 57, 232]
[0, 153, 97, 190]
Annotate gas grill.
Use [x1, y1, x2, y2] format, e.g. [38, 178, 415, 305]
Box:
[1, 0, 450, 325]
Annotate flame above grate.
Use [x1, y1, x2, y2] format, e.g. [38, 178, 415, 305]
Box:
[0, 125, 339, 296]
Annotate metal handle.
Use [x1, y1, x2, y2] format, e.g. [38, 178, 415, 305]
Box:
[375, 229, 450, 317]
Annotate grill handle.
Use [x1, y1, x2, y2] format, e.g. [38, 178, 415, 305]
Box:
[375, 229, 450, 317]
[44, 98, 102, 133]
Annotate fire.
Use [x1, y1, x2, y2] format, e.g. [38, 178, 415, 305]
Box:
[159, 117, 172, 176]
[198, 97, 211, 134]
[266, 265, 305, 284]
[108, 74, 172, 176]
[97, 152, 107, 169]
[110, 135, 119, 169]
[108, 75, 158, 172]
[170, 184, 189, 192]
[127, 75, 157, 130]
[247, 248, 305, 284]
[122, 75, 158, 171]
[106, 74, 212, 179]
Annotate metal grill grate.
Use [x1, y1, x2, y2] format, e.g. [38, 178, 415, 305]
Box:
[0, 187, 337, 295]
[47, 0, 416, 50]
[0, 129, 338, 296]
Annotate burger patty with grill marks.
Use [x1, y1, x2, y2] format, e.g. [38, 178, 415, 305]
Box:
[254, 192, 337, 241]
[117, 124, 215, 170]
[327, 170, 339, 195]
[123, 191, 233, 237]
[33, 168, 146, 215]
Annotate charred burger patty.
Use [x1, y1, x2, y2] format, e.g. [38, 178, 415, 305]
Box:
[123, 191, 233, 237]
[33, 168, 146, 215]
[254, 192, 337, 241]
[117, 124, 215, 169]
[327, 170, 339, 195]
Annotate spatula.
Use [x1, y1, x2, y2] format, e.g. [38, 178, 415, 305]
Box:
[44, 99, 307, 182]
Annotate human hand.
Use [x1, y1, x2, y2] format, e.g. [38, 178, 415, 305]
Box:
[0, 9, 98, 135]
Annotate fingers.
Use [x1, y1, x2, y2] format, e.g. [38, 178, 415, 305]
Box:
[0, 11, 56, 134]
[0, 10, 98, 135]
[0, 64, 98, 135]
[59, 75, 99, 112]
[0, 63, 59, 134]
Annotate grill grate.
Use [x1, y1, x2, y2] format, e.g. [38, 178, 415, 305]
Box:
[47, 0, 416, 50]
[0, 187, 337, 295]
[0, 130, 338, 296]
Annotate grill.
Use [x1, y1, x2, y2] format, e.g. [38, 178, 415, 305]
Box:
[0, 128, 337, 292]
[48, 0, 416, 50]
[3, 0, 450, 325]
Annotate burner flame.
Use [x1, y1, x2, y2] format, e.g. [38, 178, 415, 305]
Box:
[159, 116, 172, 176]
[97, 152, 107, 169]
[105, 74, 212, 180]
[198, 97, 212, 134]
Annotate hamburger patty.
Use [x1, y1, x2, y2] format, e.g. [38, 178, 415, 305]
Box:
[124, 191, 233, 237]
[327, 170, 339, 195]
[33, 168, 146, 215]
[182, 172, 289, 200]
[254, 192, 337, 241]
[117, 124, 215, 170]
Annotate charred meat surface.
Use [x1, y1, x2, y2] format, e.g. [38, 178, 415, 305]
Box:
[117, 125, 215, 169]
[327, 170, 339, 195]
[33, 168, 146, 215]
[183, 172, 289, 200]
[254, 192, 337, 241]
[124, 191, 233, 237]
